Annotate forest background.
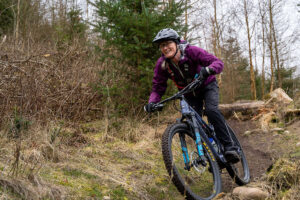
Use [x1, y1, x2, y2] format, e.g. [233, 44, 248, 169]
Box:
[0, 0, 300, 199]
[0, 0, 299, 125]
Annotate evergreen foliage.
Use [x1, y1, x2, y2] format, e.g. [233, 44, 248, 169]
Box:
[93, 0, 186, 115]
[55, 8, 87, 45]
[220, 35, 251, 103]
[275, 67, 299, 97]
[0, 0, 14, 35]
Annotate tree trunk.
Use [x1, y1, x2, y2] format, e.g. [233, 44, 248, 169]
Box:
[212, 0, 222, 90]
[272, 25, 282, 88]
[259, 2, 266, 99]
[269, 0, 275, 92]
[261, 20, 266, 99]
[184, 0, 188, 40]
[243, 0, 256, 100]
[15, 0, 20, 41]
[219, 101, 265, 118]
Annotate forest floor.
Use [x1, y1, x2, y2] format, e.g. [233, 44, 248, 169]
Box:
[0, 110, 299, 199]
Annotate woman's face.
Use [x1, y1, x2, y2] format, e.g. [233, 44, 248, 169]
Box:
[159, 41, 177, 58]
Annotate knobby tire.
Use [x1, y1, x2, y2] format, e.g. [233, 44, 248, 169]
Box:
[225, 125, 250, 186]
[162, 123, 222, 200]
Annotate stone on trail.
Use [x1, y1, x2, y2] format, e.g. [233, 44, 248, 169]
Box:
[270, 128, 285, 132]
[232, 186, 269, 200]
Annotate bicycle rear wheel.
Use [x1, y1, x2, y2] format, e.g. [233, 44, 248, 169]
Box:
[162, 123, 222, 200]
[225, 124, 250, 185]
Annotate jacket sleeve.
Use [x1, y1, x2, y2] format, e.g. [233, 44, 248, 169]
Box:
[188, 46, 224, 74]
[149, 59, 169, 103]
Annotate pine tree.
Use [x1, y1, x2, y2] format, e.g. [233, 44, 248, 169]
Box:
[93, 0, 186, 115]
[0, 0, 15, 35]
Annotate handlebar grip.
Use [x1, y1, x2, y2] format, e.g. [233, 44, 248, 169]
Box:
[153, 103, 164, 111]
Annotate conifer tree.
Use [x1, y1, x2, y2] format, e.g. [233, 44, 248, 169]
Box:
[93, 0, 186, 114]
[0, 0, 15, 35]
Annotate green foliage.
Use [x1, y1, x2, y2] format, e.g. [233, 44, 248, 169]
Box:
[62, 167, 97, 179]
[67, 8, 87, 40]
[263, 67, 299, 98]
[220, 35, 251, 102]
[0, 0, 14, 35]
[111, 185, 127, 200]
[94, 0, 187, 115]
[8, 108, 31, 139]
[275, 67, 298, 97]
[55, 8, 87, 45]
[50, 122, 64, 144]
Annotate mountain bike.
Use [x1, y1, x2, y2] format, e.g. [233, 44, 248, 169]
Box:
[151, 76, 250, 200]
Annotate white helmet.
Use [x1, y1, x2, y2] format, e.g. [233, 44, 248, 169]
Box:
[153, 28, 180, 44]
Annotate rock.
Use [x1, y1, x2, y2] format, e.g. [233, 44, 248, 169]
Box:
[296, 142, 300, 147]
[244, 129, 265, 136]
[283, 130, 290, 134]
[103, 196, 110, 200]
[244, 131, 252, 136]
[269, 88, 293, 105]
[232, 187, 269, 200]
[270, 128, 284, 132]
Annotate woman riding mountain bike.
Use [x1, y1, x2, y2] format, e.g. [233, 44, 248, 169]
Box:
[144, 28, 240, 164]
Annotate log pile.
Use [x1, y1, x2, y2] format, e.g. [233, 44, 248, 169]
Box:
[219, 88, 300, 131]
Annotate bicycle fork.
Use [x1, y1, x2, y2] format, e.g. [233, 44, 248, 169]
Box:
[179, 115, 205, 171]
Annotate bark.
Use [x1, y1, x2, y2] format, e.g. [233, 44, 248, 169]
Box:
[219, 101, 265, 118]
[243, 0, 256, 100]
[212, 0, 222, 88]
[269, 0, 275, 92]
[184, 0, 188, 40]
[272, 25, 282, 88]
[15, 0, 20, 41]
[259, 2, 266, 99]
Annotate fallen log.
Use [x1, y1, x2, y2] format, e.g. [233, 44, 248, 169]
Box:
[219, 101, 265, 119]
[284, 109, 300, 124]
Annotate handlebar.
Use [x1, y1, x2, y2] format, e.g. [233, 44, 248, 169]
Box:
[151, 76, 204, 112]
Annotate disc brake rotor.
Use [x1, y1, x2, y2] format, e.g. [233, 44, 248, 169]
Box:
[190, 151, 207, 173]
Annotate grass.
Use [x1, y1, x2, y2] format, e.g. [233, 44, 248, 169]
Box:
[1, 112, 299, 199]
[25, 115, 185, 199]
[0, 185, 23, 199]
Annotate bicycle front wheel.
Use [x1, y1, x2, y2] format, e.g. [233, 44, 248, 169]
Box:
[162, 123, 222, 200]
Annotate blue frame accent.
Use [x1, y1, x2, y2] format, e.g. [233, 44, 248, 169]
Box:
[180, 100, 206, 160]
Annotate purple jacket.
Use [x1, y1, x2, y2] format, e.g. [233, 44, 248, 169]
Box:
[149, 42, 224, 103]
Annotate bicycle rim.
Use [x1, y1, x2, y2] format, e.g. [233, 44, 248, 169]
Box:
[225, 125, 250, 185]
[162, 123, 222, 200]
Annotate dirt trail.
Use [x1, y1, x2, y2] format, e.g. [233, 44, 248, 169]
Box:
[222, 120, 274, 192]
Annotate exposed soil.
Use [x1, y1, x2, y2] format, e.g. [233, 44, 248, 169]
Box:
[221, 119, 275, 192]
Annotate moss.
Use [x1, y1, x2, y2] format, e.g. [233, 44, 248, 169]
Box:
[62, 167, 97, 179]
[0, 185, 23, 199]
[110, 185, 127, 200]
[290, 146, 300, 158]
[267, 159, 300, 190]
[84, 185, 103, 198]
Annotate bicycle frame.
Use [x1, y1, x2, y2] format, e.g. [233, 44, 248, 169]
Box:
[179, 97, 227, 170]
[152, 76, 229, 170]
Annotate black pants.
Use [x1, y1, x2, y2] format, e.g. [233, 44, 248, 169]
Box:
[185, 81, 234, 147]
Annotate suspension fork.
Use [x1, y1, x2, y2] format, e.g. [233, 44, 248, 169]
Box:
[179, 133, 190, 170]
[191, 114, 204, 157]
